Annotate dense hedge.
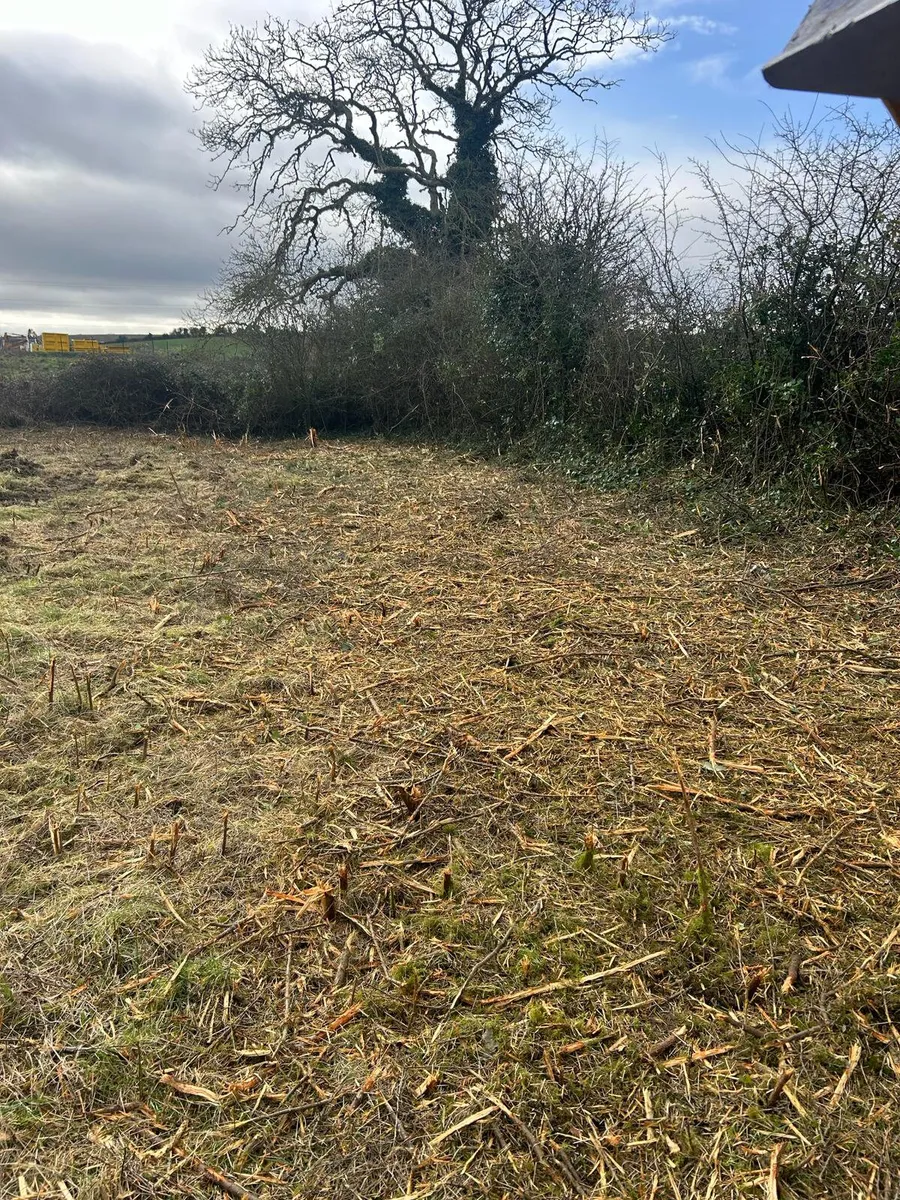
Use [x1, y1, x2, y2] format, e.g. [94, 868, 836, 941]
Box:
[0, 355, 270, 436]
[5, 109, 900, 503]
[230, 109, 900, 500]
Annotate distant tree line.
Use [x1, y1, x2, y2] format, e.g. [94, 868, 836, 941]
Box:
[165, 326, 240, 339]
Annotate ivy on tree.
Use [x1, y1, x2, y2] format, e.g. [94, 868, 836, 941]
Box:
[191, 0, 665, 302]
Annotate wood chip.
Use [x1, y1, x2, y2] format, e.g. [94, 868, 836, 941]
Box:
[828, 1042, 862, 1109]
[502, 713, 562, 760]
[159, 1073, 222, 1104]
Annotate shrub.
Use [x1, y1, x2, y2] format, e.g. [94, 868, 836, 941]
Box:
[41, 356, 235, 431]
[7, 108, 900, 504]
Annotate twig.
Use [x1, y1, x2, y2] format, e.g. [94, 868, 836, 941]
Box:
[648, 1026, 688, 1059]
[486, 1093, 587, 1194]
[284, 936, 293, 1021]
[176, 1152, 259, 1200]
[768, 1067, 794, 1107]
[828, 1041, 862, 1110]
[333, 932, 355, 991]
[448, 925, 516, 1011]
[483, 949, 668, 1008]
[168, 467, 191, 512]
[780, 951, 801, 994]
[672, 750, 711, 919]
[221, 1091, 353, 1132]
[503, 713, 560, 760]
[337, 910, 392, 981]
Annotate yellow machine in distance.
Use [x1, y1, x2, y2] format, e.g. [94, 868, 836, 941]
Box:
[36, 333, 131, 355]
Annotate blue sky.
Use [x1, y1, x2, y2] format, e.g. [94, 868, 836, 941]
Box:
[560, 1, 884, 161]
[0, 0, 889, 331]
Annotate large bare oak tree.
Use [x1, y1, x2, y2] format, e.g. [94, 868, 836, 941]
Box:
[191, 0, 665, 304]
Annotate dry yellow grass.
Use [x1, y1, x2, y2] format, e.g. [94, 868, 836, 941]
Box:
[1, 428, 900, 1199]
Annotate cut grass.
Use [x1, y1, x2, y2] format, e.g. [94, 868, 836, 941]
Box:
[0, 428, 899, 1198]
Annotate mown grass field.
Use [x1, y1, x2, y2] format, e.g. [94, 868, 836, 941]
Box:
[0, 335, 247, 378]
[1, 429, 899, 1199]
[0, 354, 72, 380]
[129, 336, 249, 358]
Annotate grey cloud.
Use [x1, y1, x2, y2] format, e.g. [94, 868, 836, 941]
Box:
[1, 33, 240, 330]
[1, 45, 195, 188]
[0, 175, 234, 287]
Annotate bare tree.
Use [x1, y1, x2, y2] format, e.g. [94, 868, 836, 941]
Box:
[190, 0, 665, 305]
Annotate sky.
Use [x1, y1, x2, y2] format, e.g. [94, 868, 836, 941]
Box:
[0, 0, 885, 334]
